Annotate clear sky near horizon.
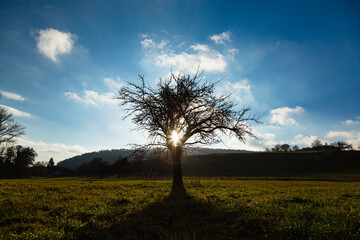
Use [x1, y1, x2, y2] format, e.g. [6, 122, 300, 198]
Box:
[0, 0, 359, 163]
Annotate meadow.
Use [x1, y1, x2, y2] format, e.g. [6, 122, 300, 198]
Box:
[0, 178, 359, 239]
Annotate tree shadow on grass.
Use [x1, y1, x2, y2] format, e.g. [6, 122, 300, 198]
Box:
[75, 187, 259, 240]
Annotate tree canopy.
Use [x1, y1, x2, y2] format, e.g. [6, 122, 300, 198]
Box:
[117, 73, 260, 150]
[0, 106, 25, 146]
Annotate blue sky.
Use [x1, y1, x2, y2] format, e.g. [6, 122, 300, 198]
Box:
[1, 0, 359, 163]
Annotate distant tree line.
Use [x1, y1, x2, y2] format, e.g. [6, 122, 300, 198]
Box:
[0, 148, 168, 178]
[76, 156, 129, 178]
[2, 148, 360, 179]
[0, 146, 70, 179]
[265, 138, 354, 152]
[74, 155, 174, 178]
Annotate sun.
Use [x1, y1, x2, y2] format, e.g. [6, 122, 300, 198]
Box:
[172, 130, 180, 146]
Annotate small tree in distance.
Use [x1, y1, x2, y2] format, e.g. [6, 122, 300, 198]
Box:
[280, 144, 291, 152]
[292, 145, 299, 151]
[48, 158, 55, 167]
[117, 72, 260, 192]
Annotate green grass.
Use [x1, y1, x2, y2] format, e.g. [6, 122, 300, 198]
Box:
[1, 178, 360, 239]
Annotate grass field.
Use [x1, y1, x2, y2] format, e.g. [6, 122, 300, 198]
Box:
[0, 178, 360, 239]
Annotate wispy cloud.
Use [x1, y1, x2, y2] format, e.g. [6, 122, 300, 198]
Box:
[292, 134, 320, 146]
[17, 138, 88, 163]
[34, 28, 76, 63]
[341, 119, 360, 125]
[190, 44, 211, 52]
[140, 35, 232, 74]
[269, 106, 304, 126]
[141, 38, 166, 49]
[64, 77, 123, 106]
[224, 132, 276, 151]
[0, 90, 26, 101]
[216, 79, 253, 103]
[64, 90, 115, 105]
[0, 104, 31, 118]
[104, 77, 123, 90]
[156, 49, 227, 73]
[326, 131, 353, 139]
[210, 32, 231, 44]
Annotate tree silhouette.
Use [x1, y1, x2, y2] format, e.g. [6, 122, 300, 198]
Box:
[13, 145, 37, 177]
[113, 157, 129, 178]
[272, 144, 282, 152]
[280, 144, 291, 152]
[0, 106, 25, 146]
[311, 138, 322, 151]
[117, 72, 260, 190]
[332, 141, 353, 151]
[48, 157, 55, 167]
[88, 157, 108, 178]
[292, 145, 299, 151]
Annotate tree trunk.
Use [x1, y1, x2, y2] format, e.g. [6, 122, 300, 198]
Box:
[171, 146, 184, 190]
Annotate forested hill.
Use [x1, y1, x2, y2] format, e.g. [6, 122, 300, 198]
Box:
[56, 148, 251, 170]
[57, 149, 133, 170]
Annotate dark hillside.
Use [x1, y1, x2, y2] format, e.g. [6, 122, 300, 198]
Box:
[57, 149, 133, 169]
[57, 150, 360, 177]
[182, 151, 360, 176]
[57, 148, 251, 170]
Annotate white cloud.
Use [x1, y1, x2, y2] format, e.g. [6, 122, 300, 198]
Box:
[260, 133, 277, 147]
[190, 44, 211, 52]
[224, 132, 276, 151]
[141, 36, 229, 74]
[348, 133, 360, 149]
[139, 33, 149, 38]
[0, 90, 26, 101]
[141, 38, 166, 49]
[104, 77, 123, 90]
[17, 138, 88, 163]
[227, 48, 238, 60]
[141, 38, 155, 48]
[216, 79, 253, 103]
[65, 77, 125, 106]
[210, 32, 231, 44]
[292, 134, 319, 146]
[35, 28, 76, 63]
[325, 131, 360, 150]
[228, 48, 238, 54]
[0, 104, 31, 118]
[326, 131, 353, 139]
[156, 50, 227, 73]
[64, 90, 115, 106]
[270, 106, 304, 126]
[341, 119, 360, 125]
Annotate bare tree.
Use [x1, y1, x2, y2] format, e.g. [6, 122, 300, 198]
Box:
[117, 73, 260, 190]
[331, 141, 353, 151]
[311, 138, 322, 151]
[0, 106, 25, 146]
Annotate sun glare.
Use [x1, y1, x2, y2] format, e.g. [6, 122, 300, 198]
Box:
[172, 130, 180, 146]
